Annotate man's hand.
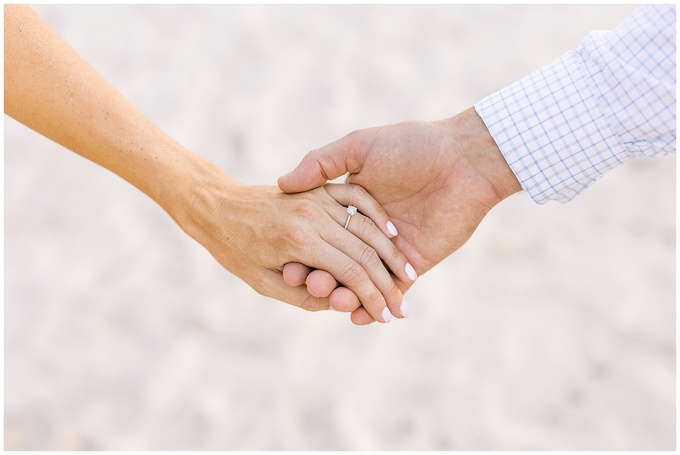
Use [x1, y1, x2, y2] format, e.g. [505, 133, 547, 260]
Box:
[278, 108, 522, 325]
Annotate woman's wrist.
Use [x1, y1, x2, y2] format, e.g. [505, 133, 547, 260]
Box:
[150, 143, 242, 246]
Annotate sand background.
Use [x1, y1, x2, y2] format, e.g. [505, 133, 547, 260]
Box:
[4, 4, 675, 450]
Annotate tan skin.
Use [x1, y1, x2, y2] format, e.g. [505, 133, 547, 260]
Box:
[279, 110, 523, 325]
[5, 5, 418, 323]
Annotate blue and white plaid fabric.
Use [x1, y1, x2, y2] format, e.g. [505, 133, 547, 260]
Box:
[476, 4, 676, 204]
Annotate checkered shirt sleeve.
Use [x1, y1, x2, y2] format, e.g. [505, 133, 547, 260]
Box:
[475, 4, 676, 204]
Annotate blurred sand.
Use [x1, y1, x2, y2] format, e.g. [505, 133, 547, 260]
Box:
[4, 4, 675, 450]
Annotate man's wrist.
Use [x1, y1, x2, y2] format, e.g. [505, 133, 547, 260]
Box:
[440, 108, 522, 204]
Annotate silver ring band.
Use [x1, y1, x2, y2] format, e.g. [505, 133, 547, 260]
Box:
[344, 205, 358, 230]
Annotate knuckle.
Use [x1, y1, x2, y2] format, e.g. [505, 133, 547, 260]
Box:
[364, 286, 383, 306]
[358, 244, 381, 269]
[299, 295, 324, 313]
[284, 222, 309, 246]
[340, 262, 364, 285]
[388, 241, 402, 261]
[354, 215, 376, 237]
[348, 184, 387, 219]
[345, 130, 361, 143]
[345, 129, 373, 158]
[349, 183, 369, 199]
[347, 183, 365, 202]
[292, 201, 324, 222]
[345, 129, 366, 145]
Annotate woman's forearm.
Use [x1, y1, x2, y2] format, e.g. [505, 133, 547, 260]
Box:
[4, 4, 221, 228]
[4, 5, 408, 322]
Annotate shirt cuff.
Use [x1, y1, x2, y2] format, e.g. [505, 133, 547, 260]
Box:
[475, 49, 631, 204]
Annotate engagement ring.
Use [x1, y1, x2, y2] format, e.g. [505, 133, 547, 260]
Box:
[344, 205, 358, 230]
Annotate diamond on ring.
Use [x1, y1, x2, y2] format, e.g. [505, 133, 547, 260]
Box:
[344, 205, 357, 230]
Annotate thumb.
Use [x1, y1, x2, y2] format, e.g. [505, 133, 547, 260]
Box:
[278, 132, 365, 194]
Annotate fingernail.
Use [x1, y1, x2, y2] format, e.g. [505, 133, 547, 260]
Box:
[400, 299, 410, 318]
[386, 221, 398, 237]
[328, 305, 338, 312]
[405, 263, 418, 281]
[381, 306, 392, 323]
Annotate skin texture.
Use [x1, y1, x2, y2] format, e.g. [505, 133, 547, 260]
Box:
[279, 110, 523, 325]
[4, 5, 410, 323]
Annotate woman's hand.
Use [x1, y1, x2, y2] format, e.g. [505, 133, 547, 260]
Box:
[279, 112, 523, 324]
[180, 167, 413, 323]
[4, 5, 412, 324]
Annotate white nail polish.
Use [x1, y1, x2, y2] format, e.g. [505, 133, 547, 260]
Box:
[381, 307, 392, 323]
[400, 299, 410, 318]
[405, 263, 418, 281]
[386, 221, 398, 237]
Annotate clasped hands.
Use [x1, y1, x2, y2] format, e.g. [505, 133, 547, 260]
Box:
[187, 108, 521, 326]
[6, 4, 517, 325]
